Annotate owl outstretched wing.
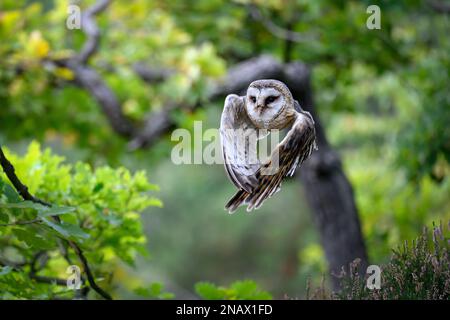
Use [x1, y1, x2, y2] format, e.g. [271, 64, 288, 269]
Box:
[225, 109, 317, 213]
[220, 94, 269, 193]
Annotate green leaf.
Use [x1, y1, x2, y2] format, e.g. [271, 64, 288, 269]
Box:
[0, 200, 47, 211]
[133, 283, 174, 299]
[13, 228, 54, 249]
[147, 197, 163, 208]
[0, 266, 13, 276]
[0, 201, 75, 217]
[195, 281, 272, 300]
[38, 206, 76, 217]
[41, 218, 89, 240]
[93, 182, 104, 193]
[0, 211, 9, 223]
[2, 184, 21, 203]
[230, 280, 272, 300]
[195, 282, 226, 300]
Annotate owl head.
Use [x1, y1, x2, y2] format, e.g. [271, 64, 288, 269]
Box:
[245, 79, 295, 129]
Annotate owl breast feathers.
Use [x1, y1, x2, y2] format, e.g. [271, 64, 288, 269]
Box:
[220, 79, 317, 213]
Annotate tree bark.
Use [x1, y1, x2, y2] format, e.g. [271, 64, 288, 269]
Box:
[283, 62, 368, 290]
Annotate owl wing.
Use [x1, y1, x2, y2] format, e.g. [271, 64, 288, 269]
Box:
[225, 110, 317, 212]
[220, 94, 269, 193]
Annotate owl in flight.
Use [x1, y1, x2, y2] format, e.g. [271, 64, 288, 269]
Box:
[220, 79, 317, 213]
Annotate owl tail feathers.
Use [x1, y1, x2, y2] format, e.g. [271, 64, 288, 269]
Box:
[225, 186, 281, 213]
[225, 189, 250, 214]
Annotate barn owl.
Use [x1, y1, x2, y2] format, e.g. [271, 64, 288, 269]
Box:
[220, 79, 317, 213]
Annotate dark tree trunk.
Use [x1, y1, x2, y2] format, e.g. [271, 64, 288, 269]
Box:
[284, 62, 368, 290]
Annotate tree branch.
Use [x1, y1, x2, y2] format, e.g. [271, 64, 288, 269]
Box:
[128, 107, 176, 150]
[0, 145, 112, 300]
[0, 256, 26, 268]
[76, 0, 111, 64]
[0, 148, 51, 207]
[28, 251, 67, 286]
[0, 218, 40, 227]
[67, 63, 135, 137]
[57, 0, 134, 137]
[247, 4, 311, 43]
[29, 274, 67, 286]
[427, 0, 450, 13]
[211, 55, 284, 98]
[132, 63, 174, 84]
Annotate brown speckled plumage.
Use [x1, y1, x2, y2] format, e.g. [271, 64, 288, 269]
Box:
[220, 79, 317, 213]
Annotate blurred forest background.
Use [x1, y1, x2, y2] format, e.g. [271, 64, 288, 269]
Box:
[0, 0, 449, 299]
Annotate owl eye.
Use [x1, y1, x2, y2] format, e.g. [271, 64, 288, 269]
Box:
[265, 96, 278, 104]
[249, 96, 256, 103]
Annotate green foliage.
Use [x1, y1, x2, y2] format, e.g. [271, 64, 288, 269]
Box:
[0, 0, 449, 299]
[335, 222, 450, 300]
[0, 0, 225, 158]
[0, 142, 161, 299]
[0, 265, 63, 299]
[326, 111, 450, 264]
[195, 280, 272, 300]
[134, 282, 175, 300]
[396, 49, 450, 182]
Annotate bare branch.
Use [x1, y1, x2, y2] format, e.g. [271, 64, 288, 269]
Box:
[53, 0, 134, 138]
[28, 251, 67, 286]
[0, 257, 26, 268]
[133, 63, 174, 84]
[66, 240, 110, 299]
[0, 145, 112, 300]
[128, 107, 176, 150]
[0, 218, 40, 227]
[0, 147, 50, 207]
[76, 0, 111, 64]
[248, 4, 312, 43]
[427, 0, 450, 13]
[29, 274, 67, 286]
[211, 55, 284, 98]
[68, 63, 134, 137]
